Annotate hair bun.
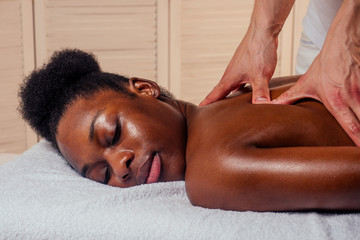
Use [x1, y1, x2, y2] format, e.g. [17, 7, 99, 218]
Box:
[18, 48, 101, 142]
[46, 48, 100, 84]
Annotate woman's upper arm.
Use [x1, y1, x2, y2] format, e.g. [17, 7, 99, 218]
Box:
[185, 146, 360, 211]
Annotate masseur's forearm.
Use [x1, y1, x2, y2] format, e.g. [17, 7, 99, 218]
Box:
[326, 0, 360, 65]
[250, 0, 295, 37]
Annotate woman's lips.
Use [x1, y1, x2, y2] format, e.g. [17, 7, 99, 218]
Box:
[146, 153, 161, 184]
[136, 153, 161, 185]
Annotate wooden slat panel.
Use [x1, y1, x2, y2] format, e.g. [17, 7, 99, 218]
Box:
[36, 0, 158, 81]
[179, 0, 254, 103]
[0, 0, 28, 153]
[47, 0, 155, 7]
[292, 0, 311, 74]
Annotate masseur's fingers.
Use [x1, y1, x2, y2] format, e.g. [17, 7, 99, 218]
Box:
[199, 83, 228, 106]
[329, 103, 360, 146]
[199, 80, 240, 106]
[348, 104, 360, 145]
[324, 87, 360, 146]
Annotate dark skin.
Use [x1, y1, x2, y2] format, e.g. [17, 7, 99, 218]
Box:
[56, 75, 360, 212]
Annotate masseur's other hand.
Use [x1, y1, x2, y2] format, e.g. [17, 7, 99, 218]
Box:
[199, 26, 278, 106]
[273, 0, 360, 146]
[273, 20, 360, 145]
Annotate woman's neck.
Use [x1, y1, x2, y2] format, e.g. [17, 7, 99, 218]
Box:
[175, 100, 199, 124]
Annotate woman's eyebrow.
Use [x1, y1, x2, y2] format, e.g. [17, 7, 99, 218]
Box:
[88, 108, 106, 142]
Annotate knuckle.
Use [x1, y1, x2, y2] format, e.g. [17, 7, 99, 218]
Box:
[262, 65, 275, 78]
[349, 121, 360, 134]
[279, 91, 290, 99]
[348, 82, 360, 103]
[328, 89, 345, 110]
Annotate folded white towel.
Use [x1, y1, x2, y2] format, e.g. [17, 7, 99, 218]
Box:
[0, 140, 359, 239]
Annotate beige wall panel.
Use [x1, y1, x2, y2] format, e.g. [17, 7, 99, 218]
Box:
[277, 8, 294, 77]
[178, 0, 254, 104]
[156, 0, 170, 89]
[0, 0, 34, 153]
[292, 0, 311, 74]
[35, 0, 158, 81]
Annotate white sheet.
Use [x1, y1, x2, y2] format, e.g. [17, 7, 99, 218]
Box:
[1, 140, 359, 239]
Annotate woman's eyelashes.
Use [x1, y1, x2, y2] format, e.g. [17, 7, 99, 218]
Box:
[100, 166, 111, 184]
[111, 123, 121, 146]
[103, 121, 121, 147]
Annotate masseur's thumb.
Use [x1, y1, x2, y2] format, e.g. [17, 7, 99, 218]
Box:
[252, 78, 270, 104]
[272, 85, 303, 105]
[271, 81, 318, 105]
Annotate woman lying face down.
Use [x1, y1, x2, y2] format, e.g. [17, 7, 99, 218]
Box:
[19, 49, 360, 212]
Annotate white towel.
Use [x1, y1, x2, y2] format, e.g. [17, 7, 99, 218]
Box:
[0, 140, 359, 239]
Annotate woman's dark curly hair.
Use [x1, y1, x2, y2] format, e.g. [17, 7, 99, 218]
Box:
[18, 49, 172, 150]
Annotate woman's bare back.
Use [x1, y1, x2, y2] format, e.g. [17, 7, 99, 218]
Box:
[183, 78, 359, 211]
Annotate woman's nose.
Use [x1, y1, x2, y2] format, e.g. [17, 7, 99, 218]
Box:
[108, 150, 134, 181]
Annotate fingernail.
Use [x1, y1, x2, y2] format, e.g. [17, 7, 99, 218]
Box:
[255, 97, 268, 103]
[271, 99, 278, 102]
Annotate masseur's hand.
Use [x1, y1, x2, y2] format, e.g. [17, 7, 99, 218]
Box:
[199, 0, 295, 106]
[273, 0, 360, 145]
[199, 26, 278, 106]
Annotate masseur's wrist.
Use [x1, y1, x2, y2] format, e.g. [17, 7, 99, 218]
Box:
[321, 0, 360, 62]
[344, 0, 360, 62]
[250, 0, 295, 38]
[249, 16, 283, 40]
[245, 21, 280, 55]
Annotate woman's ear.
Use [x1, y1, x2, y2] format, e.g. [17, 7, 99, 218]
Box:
[129, 77, 161, 98]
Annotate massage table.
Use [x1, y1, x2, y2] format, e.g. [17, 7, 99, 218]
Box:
[1, 140, 359, 239]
